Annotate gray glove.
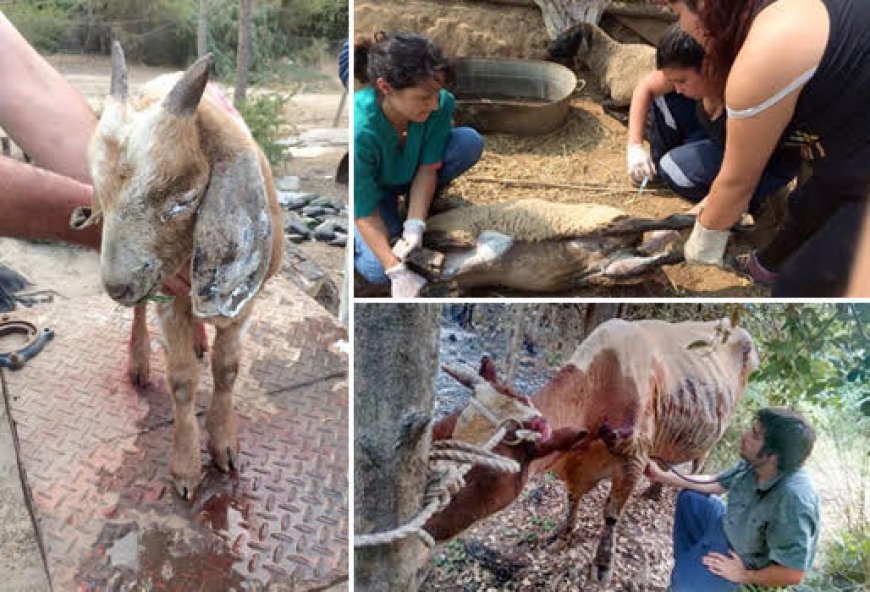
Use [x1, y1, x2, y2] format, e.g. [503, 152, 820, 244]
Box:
[684, 218, 729, 266]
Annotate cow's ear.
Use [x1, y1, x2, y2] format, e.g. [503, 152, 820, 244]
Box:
[478, 355, 499, 383]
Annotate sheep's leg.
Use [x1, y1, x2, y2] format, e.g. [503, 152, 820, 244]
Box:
[441, 231, 514, 279]
[593, 457, 644, 582]
[158, 296, 201, 499]
[129, 302, 150, 386]
[206, 313, 248, 472]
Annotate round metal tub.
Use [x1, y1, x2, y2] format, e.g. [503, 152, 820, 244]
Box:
[452, 58, 578, 135]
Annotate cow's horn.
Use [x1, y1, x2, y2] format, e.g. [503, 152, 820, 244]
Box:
[441, 364, 484, 390]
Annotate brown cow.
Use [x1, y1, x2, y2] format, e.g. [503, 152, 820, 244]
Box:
[425, 317, 759, 581]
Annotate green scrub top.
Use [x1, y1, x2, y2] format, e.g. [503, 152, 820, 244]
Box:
[354, 86, 455, 218]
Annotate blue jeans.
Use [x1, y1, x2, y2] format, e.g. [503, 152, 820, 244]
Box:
[354, 127, 484, 284]
[649, 93, 797, 215]
[671, 490, 739, 592]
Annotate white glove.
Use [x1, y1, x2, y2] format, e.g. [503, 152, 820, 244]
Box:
[627, 143, 656, 185]
[391, 218, 426, 261]
[386, 262, 427, 298]
[684, 218, 729, 266]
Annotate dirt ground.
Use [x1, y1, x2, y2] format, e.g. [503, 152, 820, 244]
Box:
[1, 54, 347, 309]
[355, 0, 768, 297]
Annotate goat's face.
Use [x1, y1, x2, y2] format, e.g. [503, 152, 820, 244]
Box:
[92, 103, 210, 304]
[86, 46, 213, 306]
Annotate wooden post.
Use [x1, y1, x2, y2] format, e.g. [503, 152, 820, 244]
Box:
[355, 304, 441, 591]
[197, 0, 208, 58]
[234, 0, 252, 105]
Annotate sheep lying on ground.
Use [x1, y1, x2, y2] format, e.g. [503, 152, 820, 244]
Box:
[70, 43, 283, 499]
[415, 198, 693, 294]
[547, 22, 655, 107]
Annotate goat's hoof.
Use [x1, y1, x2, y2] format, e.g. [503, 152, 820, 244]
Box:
[170, 455, 201, 500]
[172, 475, 198, 500]
[194, 341, 207, 360]
[209, 441, 238, 473]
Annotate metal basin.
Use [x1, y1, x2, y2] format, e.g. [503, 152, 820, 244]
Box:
[452, 58, 577, 135]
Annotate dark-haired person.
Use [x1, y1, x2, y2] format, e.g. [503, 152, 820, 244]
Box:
[353, 32, 484, 298]
[646, 407, 820, 591]
[668, 0, 870, 296]
[627, 24, 795, 215]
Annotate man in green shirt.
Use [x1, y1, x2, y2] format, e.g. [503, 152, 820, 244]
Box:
[646, 407, 820, 591]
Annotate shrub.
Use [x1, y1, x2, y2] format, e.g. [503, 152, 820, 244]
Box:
[236, 91, 294, 169]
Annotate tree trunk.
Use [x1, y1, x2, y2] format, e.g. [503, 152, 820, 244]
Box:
[355, 304, 441, 591]
[234, 0, 252, 105]
[504, 304, 530, 385]
[197, 0, 208, 58]
[581, 303, 624, 340]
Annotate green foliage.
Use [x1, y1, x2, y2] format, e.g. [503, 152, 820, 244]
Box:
[743, 304, 869, 408]
[824, 529, 870, 589]
[529, 514, 556, 531]
[432, 539, 469, 572]
[203, 0, 345, 85]
[5, 0, 346, 84]
[4, 2, 76, 53]
[236, 92, 294, 169]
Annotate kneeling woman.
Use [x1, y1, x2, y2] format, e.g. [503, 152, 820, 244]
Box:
[354, 32, 484, 297]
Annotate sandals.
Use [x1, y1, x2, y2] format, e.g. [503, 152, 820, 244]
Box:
[732, 251, 779, 286]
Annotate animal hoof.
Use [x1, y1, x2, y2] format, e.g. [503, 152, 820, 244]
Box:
[170, 450, 201, 500]
[173, 476, 197, 500]
[130, 369, 150, 387]
[209, 440, 238, 473]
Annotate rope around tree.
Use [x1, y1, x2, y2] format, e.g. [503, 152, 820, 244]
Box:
[354, 420, 540, 549]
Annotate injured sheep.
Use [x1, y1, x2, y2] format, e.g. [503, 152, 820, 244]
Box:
[547, 22, 655, 107]
[415, 198, 694, 293]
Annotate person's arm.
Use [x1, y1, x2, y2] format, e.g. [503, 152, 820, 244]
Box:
[685, 1, 828, 264]
[644, 460, 725, 495]
[847, 207, 870, 296]
[702, 553, 805, 587]
[406, 164, 439, 221]
[356, 212, 400, 271]
[0, 156, 99, 247]
[627, 70, 672, 145]
[0, 12, 96, 183]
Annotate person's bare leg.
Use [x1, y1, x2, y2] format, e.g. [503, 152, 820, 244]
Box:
[0, 12, 96, 183]
[0, 156, 100, 248]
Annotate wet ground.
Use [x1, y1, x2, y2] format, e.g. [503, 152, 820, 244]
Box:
[0, 278, 348, 590]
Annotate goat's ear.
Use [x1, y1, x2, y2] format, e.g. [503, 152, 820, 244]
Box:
[164, 54, 213, 117]
[190, 151, 273, 319]
[70, 205, 102, 230]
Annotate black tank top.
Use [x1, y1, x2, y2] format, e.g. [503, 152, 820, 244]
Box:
[784, 0, 870, 184]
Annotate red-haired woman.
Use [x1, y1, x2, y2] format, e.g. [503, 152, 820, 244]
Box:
[671, 0, 870, 296]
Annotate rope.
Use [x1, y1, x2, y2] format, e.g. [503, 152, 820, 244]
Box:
[355, 421, 540, 549]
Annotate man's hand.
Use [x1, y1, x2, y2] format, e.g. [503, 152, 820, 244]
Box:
[684, 217, 729, 266]
[392, 218, 426, 260]
[386, 262, 427, 298]
[644, 460, 668, 483]
[627, 143, 655, 185]
[703, 551, 748, 584]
